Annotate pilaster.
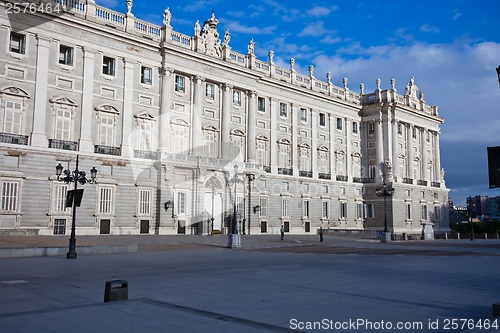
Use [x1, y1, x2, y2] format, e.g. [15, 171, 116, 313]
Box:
[247, 91, 257, 163]
[121, 59, 135, 156]
[78, 47, 95, 152]
[31, 35, 50, 147]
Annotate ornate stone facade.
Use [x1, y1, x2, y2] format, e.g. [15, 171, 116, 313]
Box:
[0, 1, 449, 238]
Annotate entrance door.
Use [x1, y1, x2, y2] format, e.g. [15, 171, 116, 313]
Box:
[204, 192, 222, 232]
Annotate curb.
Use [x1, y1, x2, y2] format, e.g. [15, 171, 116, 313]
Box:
[0, 244, 138, 258]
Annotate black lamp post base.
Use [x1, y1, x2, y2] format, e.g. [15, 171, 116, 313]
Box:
[381, 232, 392, 243]
[67, 239, 77, 259]
[227, 233, 241, 248]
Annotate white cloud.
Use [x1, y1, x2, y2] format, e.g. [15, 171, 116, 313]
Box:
[452, 9, 462, 20]
[298, 21, 327, 37]
[420, 24, 440, 33]
[306, 6, 338, 17]
[223, 21, 277, 35]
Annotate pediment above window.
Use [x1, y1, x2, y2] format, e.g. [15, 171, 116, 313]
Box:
[49, 96, 77, 107]
[256, 134, 269, 141]
[95, 104, 119, 114]
[1, 86, 30, 98]
[317, 145, 329, 152]
[135, 112, 156, 121]
[277, 138, 290, 145]
[298, 142, 310, 149]
[351, 151, 362, 158]
[335, 149, 345, 155]
[230, 128, 245, 136]
[170, 117, 188, 126]
[202, 124, 219, 132]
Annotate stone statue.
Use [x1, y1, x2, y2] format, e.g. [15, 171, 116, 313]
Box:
[290, 58, 295, 71]
[248, 38, 254, 54]
[269, 50, 274, 63]
[163, 7, 171, 26]
[376, 78, 381, 90]
[126, 0, 132, 14]
[194, 20, 200, 36]
[326, 72, 331, 83]
[222, 28, 230, 46]
[390, 78, 396, 90]
[360, 83, 364, 95]
[343, 77, 348, 89]
[309, 65, 314, 78]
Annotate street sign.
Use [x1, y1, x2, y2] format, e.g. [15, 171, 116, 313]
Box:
[66, 189, 84, 208]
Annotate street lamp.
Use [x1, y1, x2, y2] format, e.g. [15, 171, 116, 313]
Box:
[55, 155, 97, 259]
[227, 163, 243, 248]
[376, 181, 395, 243]
[246, 173, 255, 235]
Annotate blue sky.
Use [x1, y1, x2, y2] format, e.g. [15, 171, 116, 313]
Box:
[100, 0, 500, 206]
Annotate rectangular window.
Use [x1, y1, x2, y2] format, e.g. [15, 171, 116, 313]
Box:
[177, 192, 186, 215]
[173, 125, 186, 154]
[259, 197, 268, 217]
[322, 201, 329, 218]
[138, 189, 152, 215]
[99, 116, 114, 146]
[54, 106, 72, 141]
[54, 184, 68, 213]
[319, 113, 326, 126]
[278, 144, 290, 168]
[282, 198, 289, 217]
[302, 200, 310, 218]
[356, 203, 363, 219]
[232, 91, 241, 105]
[3, 100, 23, 135]
[340, 202, 347, 219]
[279, 103, 287, 117]
[59, 45, 73, 65]
[204, 131, 217, 158]
[102, 56, 115, 76]
[352, 122, 358, 134]
[175, 75, 185, 92]
[1, 180, 19, 212]
[300, 108, 307, 122]
[99, 186, 113, 214]
[434, 205, 440, 220]
[368, 123, 375, 135]
[139, 122, 153, 151]
[258, 97, 265, 112]
[412, 127, 417, 139]
[205, 83, 214, 99]
[406, 203, 412, 219]
[141, 66, 152, 85]
[364, 203, 374, 218]
[257, 140, 267, 166]
[336, 117, 343, 131]
[53, 219, 66, 235]
[9, 32, 25, 54]
[398, 123, 403, 135]
[421, 205, 428, 220]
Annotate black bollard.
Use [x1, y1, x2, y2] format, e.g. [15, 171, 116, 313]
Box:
[319, 227, 323, 242]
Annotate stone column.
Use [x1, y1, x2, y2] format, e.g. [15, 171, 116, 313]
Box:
[375, 119, 384, 180]
[221, 84, 232, 158]
[345, 118, 352, 180]
[192, 76, 203, 152]
[31, 35, 50, 147]
[121, 59, 134, 156]
[421, 128, 428, 183]
[329, 114, 336, 178]
[291, 104, 298, 176]
[247, 91, 257, 163]
[434, 132, 441, 183]
[78, 47, 95, 152]
[407, 124, 414, 181]
[269, 98, 277, 173]
[158, 68, 173, 153]
[311, 110, 317, 178]
[391, 120, 399, 180]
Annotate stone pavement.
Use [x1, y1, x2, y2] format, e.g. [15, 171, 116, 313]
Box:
[1, 235, 500, 332]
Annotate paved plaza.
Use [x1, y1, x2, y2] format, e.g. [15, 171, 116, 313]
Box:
[1, 235, 500, 332]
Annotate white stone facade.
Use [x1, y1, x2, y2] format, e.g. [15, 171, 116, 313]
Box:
[0, 1, 449, 238]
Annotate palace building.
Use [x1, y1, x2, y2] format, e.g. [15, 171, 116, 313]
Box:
[0, 0, 449, 238]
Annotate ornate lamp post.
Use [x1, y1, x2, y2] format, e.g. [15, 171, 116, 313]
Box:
[55, 155, 97, 259]
[376, 181, 395, 243]
[227, 163, 243, 248]
[246, 173, 255, 235]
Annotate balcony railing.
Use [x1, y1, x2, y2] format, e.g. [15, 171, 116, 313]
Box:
[336, 175, 348, 182]
[278, 168, 293, 175]
[134, 150, 158, 160]
[403, 178, 413, 184]
[417, 180, 428, 186]
[299, 170, 312, 178]
[318, 173, 331, 180]
[49, 139, 78, 151]
[95, 145, 121, 156]
[0, 133, 29, 145]
[431, 182, 441, 188]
